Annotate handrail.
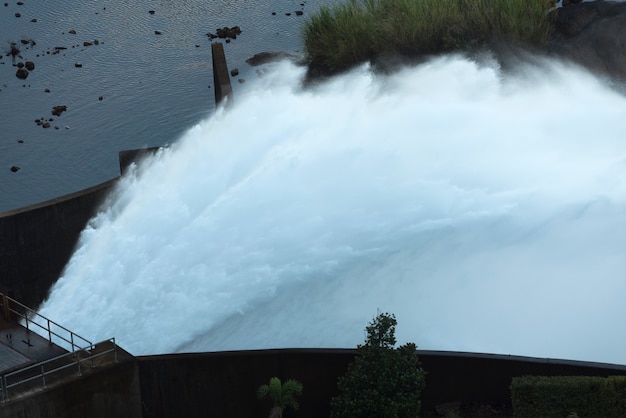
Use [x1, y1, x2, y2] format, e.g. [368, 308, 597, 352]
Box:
[0, 292, 91, 352]
[0, 338, 118, 403]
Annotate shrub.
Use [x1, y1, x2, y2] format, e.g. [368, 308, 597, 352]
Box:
[302, 0, 556, 74]
[511, 375, 626, 418]
[330, 312, 426, 418]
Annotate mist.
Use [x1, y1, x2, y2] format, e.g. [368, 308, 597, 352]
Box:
[37, 54, 626, 364]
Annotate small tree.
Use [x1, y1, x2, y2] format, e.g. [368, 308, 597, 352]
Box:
[257, 377, 303, 418]
[330, 312, 426, 418]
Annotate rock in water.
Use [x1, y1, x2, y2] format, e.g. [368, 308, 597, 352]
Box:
[15, 68, 28, 79]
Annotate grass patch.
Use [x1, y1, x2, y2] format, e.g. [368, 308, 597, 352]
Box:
[302, 0, 556, 74]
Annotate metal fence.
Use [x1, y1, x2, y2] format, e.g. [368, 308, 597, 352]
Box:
[0, 292, 118, 403]
[1, 338, 118, 403]
[1, 292, 91, 351]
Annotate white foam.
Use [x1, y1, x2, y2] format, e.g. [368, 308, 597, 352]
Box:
[38, 56, 626, 364]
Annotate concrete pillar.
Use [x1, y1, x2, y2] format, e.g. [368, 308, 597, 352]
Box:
[211, 42, 233, 107]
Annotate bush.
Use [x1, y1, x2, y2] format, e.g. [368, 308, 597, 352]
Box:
[302, 0, 556, 74]
[511, 375, 626, 418]
[330, 312, 426, 418]
[257, 377, 303, 418]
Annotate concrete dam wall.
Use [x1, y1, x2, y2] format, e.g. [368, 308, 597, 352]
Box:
[137, 348, 626, 418]
[0, 179, 116, 309]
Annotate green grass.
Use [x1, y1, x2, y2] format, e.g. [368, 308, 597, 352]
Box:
[302, 0, 556, 74]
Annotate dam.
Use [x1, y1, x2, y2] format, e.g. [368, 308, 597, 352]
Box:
[3, 2, 626, 415]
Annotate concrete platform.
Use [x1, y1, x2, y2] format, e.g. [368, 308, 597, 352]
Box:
[0, 318, 68, 375]
[0, 344, 30, 374]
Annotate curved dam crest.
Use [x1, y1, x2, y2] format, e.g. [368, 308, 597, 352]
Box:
[38, 56, 626, 364]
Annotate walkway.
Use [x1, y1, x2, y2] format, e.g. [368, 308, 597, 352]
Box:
[0, 319, 68, 375]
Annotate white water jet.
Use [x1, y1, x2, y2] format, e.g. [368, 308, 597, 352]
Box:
[38, 55, 626, 364]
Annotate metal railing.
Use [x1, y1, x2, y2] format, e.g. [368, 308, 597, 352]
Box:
[0, 292, 119, 403]
[0, 292, 91, 351]
[0, 338, 118, 403]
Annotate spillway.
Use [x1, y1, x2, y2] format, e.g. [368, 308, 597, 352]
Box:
[38, 55, 626, 364]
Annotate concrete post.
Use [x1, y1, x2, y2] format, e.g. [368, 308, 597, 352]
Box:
[211, 42, 233, 107]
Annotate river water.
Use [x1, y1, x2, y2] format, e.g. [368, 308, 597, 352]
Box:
[0, 0, 315, 212]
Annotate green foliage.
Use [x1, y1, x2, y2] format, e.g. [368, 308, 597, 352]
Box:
[302, 0, 557, 74]
[330, 312, 426, 418]
[257, 377, 303, 418]
[302, 0, 376, 72]
[511, 375, 626, 418]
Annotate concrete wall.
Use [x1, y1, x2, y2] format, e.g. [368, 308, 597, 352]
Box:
[138, 349, 350, 418]
[137, 348, 626, 418]
[0, 180, 117, 309]
[1, 345, 624, 418]
[0, 357, 141, 418]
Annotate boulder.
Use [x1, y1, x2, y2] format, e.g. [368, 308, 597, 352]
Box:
[555, 3, 598, 36]
[15, 67, 28, 79]
[51, 105, 67, 116]
[549, 1, 626, 80]
[209, 26, 242, 40]
[246, 51, 296, 66]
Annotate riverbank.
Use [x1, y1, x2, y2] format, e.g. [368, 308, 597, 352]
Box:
[302, 0, 626, 84]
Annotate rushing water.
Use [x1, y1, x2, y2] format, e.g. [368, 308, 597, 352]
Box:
[36, 54, 626, 365]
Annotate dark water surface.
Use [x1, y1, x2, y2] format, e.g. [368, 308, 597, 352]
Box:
[0, 0, 316, 212]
